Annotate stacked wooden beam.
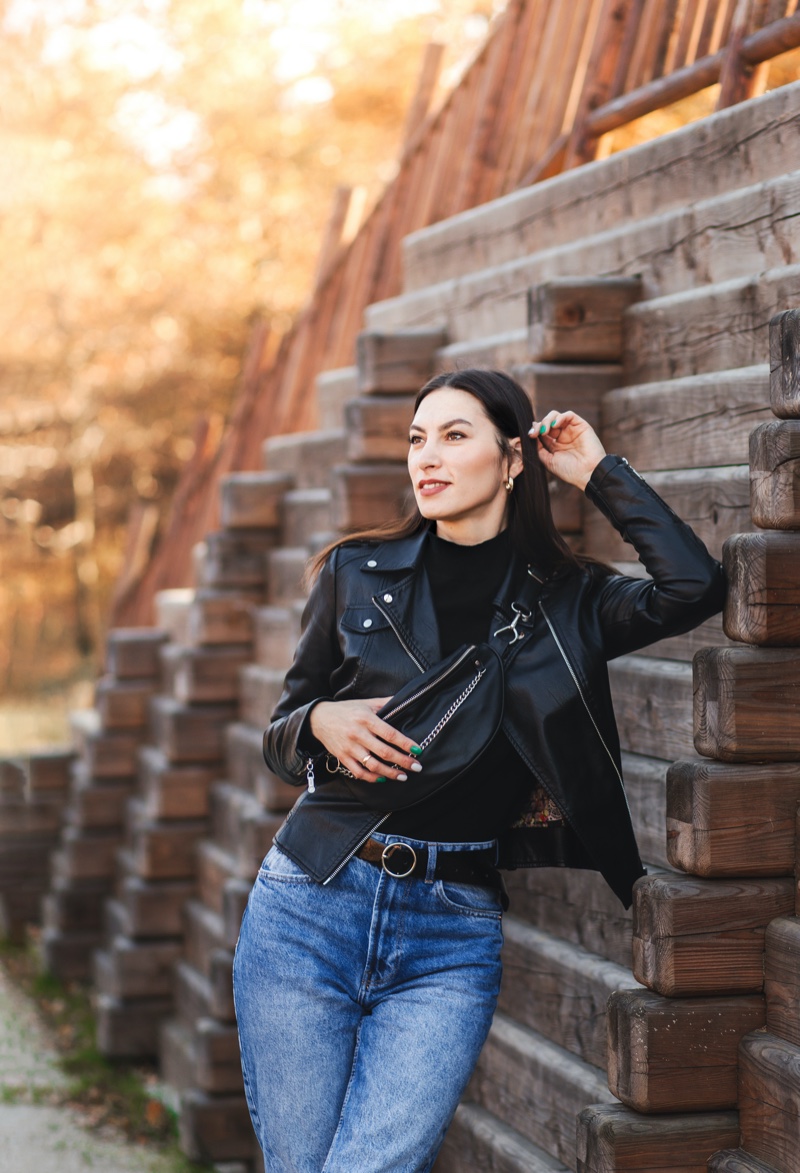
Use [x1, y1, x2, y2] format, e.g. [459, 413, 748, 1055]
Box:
[0, 748, 73, 940]
[40, 630, 167, 981]
[91, 476, 292, 1058]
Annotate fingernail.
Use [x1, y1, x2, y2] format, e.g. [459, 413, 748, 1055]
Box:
[410, 746, 422, 757]
[397, 773, 408, 781]
[376, 776, 387, 783]
[538, 424, 547, 435]
[549, 418, 557, 429]
[409, 762, 423, 773]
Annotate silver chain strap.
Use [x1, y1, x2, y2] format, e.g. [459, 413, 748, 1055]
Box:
[417, 667, 485, 749]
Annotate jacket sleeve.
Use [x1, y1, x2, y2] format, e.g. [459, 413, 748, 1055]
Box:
[262, 547, 343, 785]
[584, 455, 727, 661]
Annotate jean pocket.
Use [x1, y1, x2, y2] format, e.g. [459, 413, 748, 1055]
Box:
[434, 879, 502, 919]
[258, 844, 313, 883]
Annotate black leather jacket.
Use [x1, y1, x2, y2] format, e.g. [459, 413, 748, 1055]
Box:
[263, 455, 727, 908]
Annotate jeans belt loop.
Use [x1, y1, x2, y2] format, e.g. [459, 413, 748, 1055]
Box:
[424, 842, 437, 884]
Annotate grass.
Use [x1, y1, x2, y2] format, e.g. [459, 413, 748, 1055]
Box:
[0, 936, 212, 1173]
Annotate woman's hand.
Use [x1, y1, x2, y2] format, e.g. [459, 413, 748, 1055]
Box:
[528, 410, 606, 490]
[309, 698, 423, 783]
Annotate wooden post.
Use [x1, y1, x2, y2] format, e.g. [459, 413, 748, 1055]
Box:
[770, 308, 800, 418]
[716, 0, 770, 110]
[528, 278, 642, 363]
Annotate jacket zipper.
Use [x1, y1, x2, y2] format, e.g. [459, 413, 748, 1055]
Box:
[539, 601, 633, 818]
[373, 597, 425, 672]
[322, 812, 391, 885]
[383, 645, 477, 720]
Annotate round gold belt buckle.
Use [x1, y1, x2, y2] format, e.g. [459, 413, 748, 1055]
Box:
[381, 842, 417, 878]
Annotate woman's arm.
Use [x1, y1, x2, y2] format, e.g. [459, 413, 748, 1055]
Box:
[530, 412, 727, 660]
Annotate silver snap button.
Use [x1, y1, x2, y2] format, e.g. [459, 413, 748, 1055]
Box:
[362, 618, 373, 628]
[383, 593, 393, 603]
[366, 559, 377, 568]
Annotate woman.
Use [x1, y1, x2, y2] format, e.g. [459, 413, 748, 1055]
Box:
[233, 368, 725, 1173]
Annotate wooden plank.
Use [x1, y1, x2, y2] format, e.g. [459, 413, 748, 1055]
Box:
[95, 992, 173, 1059]
[667, 757, 800, 877]
[265, 547, 310, 606]
[528, 278, 641, 363]
[117, 873, 195, 938]
[632, 873, 794, 996]
[512, 363, 622, 429]
[69, 710, 140, 779]
[169, 645, 251, 705]
[468, 1012, 615, 1169]
[39, 928, 103, 983]
[183, 899, 226, 980]
[105, 628, 168, 680]
[356, 329, 447, 394]
[224, 723, 297, 809]
[198, 528, 277, 591]
[129, 806, 207, 880]
[694, 645, 800, 762]
[149, 696, 234, 764]
[94, 677, 157, 730]
[94, 937, 182, 999]
[263, 428, 347, 489]
[218, 471, 294, 530]
[437, 1102, 569, 1173]
[622, 751, 668, 870]
[67, 769, 132, 830]
[345, 396, 415, 463]
[178, 1089, 254, 1164]
[54, 827, 123, 882]
[254, 605, 298, 671]
[330, 463, 413, 531]
[221, 876, 252, 950]
[765, 915, 800, 1049]
[576, 1103, 740, 1172]
[750, 419, 800, 528]
[505, 865, 634, 969]
[739, 1031, 800, 1172]
[584, 466, 753, 563]
[608, 987, 765, 1112]
[709, 1150, 785, 1173]
[770, 306, 800, 418]
[723, 531, 800, 645]
[192, 1018, 244, 1095]
[42, 883, 106, 933]
[186, 590, 257, 647]
[196, 840, 238, 915]
[138, 747, 216, 821]
[499, 915, 641, 1069]
[609, 655, 694, 762]
[280, 488, 332, 549]
[602, 367, 771, 471]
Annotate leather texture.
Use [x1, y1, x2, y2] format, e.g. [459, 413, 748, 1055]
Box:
[264, 455, 727, 907]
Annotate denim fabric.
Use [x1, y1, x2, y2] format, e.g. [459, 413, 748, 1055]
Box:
[233, 834, 503, 1173]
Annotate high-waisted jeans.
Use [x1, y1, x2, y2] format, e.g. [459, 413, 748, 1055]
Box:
[233, 832, 504, 1173]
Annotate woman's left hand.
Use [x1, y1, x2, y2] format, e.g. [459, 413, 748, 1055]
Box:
[528, 410, 606, 490]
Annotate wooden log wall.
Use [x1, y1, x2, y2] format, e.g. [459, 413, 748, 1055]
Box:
[111, 0, 800, 628]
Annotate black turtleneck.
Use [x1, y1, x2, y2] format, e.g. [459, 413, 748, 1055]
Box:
[383, 526, 534, 842]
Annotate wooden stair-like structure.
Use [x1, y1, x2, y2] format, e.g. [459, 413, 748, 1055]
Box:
[19, 4, 800, 1171]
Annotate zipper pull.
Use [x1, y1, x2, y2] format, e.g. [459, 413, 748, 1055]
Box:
[306, 757, 316, 793]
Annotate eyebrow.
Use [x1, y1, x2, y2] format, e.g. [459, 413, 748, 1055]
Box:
[408, 417, 473, 433]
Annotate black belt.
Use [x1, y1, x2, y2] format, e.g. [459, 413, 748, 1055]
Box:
[357, 838, 497, 884]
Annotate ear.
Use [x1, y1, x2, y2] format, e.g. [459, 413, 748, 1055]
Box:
[508, 437, 524, 479]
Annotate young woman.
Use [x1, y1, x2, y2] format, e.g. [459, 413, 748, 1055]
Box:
[233, 368, 726, 1173]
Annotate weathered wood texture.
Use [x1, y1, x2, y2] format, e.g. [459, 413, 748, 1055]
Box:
[280, 488, 332, 548]
[666, 758, 800, 877]
[197, 528, 277, 590]
[602, 367, 770, 472]
[512, 363, 622, 429]
[750, 419, 800, 528]
[694, 646, 800, 763]
[585, 466, 752, 563]
[528, 278, 642, 362]
[739, 1031, 800, 1173]
[609, 656, 693, 761]
[468, 1012, 615, 1169]
[576, 1103, 739, 1173]
[765, 916, 800, 1049]
[608, 987, 765, 1112]
[356, 329, 446, 394]
[186, 590, 256, 647]
[345, 396, 415, 463]
[723, 531, 800, 644]
[499, 915, 641, 1069]
[105, 628, 168, 680]
[264, 428, 347, 489]
[330, 463, 413, 531]
[218, 471, 293, 530]
[178, 1089, 255, 1163]
[708, 1150, 785, 1173]
[632, 873, 795, 996]
[624, 264, 800, 386]
[437, 1102, 569, 1173]
[770, 307, 800, 419]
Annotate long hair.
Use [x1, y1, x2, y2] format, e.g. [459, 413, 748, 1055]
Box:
[309, 368, 585, 580]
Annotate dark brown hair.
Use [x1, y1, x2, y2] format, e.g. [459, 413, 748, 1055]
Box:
[309, 368, 585, 580]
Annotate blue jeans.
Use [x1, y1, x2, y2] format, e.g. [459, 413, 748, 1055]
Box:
[233, 833, 503, 1173]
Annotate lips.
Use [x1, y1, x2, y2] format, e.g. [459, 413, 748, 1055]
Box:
[417, 480, 450, 496]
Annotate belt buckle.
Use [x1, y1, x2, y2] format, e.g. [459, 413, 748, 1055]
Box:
[381, 842, 417, 879]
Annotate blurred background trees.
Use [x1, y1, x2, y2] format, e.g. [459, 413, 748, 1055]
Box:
[0, 0, 496, 736]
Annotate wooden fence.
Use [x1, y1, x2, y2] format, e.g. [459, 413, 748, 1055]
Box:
[113, 0, 800, 625]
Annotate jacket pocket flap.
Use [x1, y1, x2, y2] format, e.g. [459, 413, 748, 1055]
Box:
[341, 606, 391, 634]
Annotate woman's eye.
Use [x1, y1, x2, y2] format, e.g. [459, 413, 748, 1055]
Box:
[408, 435, 422, 445]
[446, 431, 465, 441]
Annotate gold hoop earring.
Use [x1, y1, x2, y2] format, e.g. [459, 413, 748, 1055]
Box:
[504, 476, 514, 492]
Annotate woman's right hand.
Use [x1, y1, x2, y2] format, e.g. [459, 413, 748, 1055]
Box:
[309, 698, 423, 783]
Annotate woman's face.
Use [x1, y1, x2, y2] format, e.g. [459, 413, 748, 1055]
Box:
[408, 387, 522, 543]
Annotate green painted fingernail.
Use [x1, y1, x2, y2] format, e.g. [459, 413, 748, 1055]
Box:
[376, 775, 387, 783]
[410, 746, 422, 756]
[539, 424, 547, 435]
[549, 419, 557, 429]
